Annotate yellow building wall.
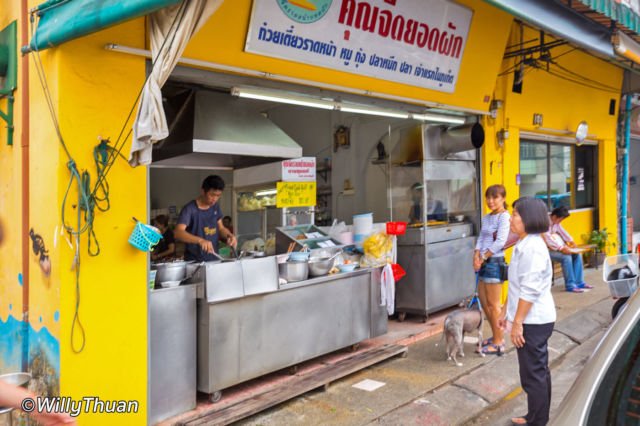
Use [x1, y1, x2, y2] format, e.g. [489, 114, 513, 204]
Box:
[53, 21, 149, 425]
[2, 1, 621, 423]
[0, 3, 149, 422]
[183, 0, 513, 113]
[482, 24, 622, 251]
[0, 1, 26, 375]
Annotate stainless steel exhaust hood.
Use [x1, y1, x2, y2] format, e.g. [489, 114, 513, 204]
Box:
[152, 90, 302, 169]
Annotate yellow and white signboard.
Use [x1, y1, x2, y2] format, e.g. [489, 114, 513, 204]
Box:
[276, 181, 317, 207]
[246, 0, 473, 93]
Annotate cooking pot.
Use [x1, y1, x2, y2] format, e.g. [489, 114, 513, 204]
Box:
[278, 261, 309, 282]
[153, 261, 188, 284]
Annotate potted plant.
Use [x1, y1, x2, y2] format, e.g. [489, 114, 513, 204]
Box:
[582, 228, 615, 267]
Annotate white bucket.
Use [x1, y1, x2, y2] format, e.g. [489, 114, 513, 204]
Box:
[338, 231, 354, 245]
[353, 213, 373, 247]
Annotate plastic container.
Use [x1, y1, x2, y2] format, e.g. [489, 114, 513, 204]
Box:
[129, 221, 162, 252]
[337, 263, 358, 273]
[391, 263, 406, 282]
[149, 270, 157, 290]
[288, 252, 311, 262]
[386, 222, 407, 236]
[603, 254, 639, 298]
[353, 213, 373, 248]
[338, 231, 354, 245]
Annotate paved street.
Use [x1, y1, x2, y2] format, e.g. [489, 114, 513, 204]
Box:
[237, 268, 613, 425]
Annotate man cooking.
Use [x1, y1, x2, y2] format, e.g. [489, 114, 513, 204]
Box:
[175, 175, 237, 262]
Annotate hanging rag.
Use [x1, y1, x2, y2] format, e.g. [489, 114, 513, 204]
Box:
[129, 0, 222, 166]
[380, 263, 395, 315]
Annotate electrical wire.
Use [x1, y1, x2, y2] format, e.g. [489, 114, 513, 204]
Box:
[27, 1, 187, 353]
[90, 0, 190, 199]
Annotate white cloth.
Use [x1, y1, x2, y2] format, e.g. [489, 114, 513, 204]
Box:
[380, 264, 395, 316]
[129, 0, 222, 166]
[506, 234, 556, 325]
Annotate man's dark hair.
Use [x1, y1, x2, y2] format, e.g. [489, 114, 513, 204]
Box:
[551, 205, 570, 219]
[153, 214, 169, 228]
[202, 175, 225, 192]
[223, 216, 232, 222]
[513, 197, 550, 234]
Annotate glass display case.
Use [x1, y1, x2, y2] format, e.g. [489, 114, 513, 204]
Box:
[387, 123, 482, 319]
[233, 161, 317, 255]
[234, 185, 280, 255]
[390, 161, 477, 226]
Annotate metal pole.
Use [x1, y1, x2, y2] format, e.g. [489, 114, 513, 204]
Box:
[20, 0, 30, 373]
[622, 95, 631, 254]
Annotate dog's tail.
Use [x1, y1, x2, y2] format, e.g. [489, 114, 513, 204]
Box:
[435, 317, 450, 347]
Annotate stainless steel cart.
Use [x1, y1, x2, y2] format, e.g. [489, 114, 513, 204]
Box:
[389, 123, 484, 320]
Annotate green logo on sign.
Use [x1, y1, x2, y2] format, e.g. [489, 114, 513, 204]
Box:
[277, 0, 332, 23]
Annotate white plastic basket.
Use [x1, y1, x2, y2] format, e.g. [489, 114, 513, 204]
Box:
[602, 254, 639, 298]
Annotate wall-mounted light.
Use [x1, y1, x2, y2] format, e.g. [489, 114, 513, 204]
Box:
[231, 86, 467, 124]
[410, 113, 466, 125]
[575, 121, 589, 145]
[231, 87, 335, 110]
[255, 189, 278, 196]
[530, 120, 592, 144]
[489, 99, 503, 119]
[338, 104, 409, 119]
[613, 31, 640, 65]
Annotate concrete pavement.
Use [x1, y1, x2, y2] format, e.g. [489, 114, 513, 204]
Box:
[236, 267, 613, 425]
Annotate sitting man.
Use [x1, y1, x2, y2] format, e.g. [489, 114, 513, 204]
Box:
[542, 206, 594, 293]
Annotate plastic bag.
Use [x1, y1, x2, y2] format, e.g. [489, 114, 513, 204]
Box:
[361, 232, 393, 267]
[328, 221, 347, 241]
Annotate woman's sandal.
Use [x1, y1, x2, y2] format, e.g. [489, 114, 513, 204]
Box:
[481, 337, 493, 347]
[511, 416, 527, 425]
[481, 343, 504, 356]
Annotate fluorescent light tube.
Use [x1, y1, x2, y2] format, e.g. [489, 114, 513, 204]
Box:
[255, 189, 278, 196]
[231, 87, 335, 110]
[613, 32, 640, 64]
[410, 113, 466, 124]
[339, 105, 409, 119]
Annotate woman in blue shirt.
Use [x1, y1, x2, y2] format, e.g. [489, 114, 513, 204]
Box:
[474, 184, 511, 355]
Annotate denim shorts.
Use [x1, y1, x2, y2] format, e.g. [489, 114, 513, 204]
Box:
[479, 258, 504, 284]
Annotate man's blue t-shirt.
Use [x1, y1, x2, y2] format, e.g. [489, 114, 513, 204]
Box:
[177, 200, 223, 262]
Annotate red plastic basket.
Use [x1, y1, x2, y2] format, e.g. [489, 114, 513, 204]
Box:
[386, 221, 407, 236]
[391, 263, 406, 282]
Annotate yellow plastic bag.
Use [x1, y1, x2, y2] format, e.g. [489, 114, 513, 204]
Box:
[362, 232, 393, 266]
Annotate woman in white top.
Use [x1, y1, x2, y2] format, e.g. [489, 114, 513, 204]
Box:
[473, 184, 511, 355]
[499, 197, 556, 426]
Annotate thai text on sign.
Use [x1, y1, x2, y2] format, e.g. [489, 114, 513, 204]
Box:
[245, 0, 472, 93]
[282, 157, 316, 182]
[277, 182, 317, 207]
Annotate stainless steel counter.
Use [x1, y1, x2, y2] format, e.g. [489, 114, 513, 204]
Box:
[197, 267, 386, 399]
[149, 284, 197, 424]
[396, 228, 476, 317]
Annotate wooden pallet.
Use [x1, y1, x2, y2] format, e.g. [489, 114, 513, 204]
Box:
[177, 344, 408, 426]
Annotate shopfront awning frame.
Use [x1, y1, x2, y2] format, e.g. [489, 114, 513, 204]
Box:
[24, 0, 182, 53]
[484, 0, 615, 59]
